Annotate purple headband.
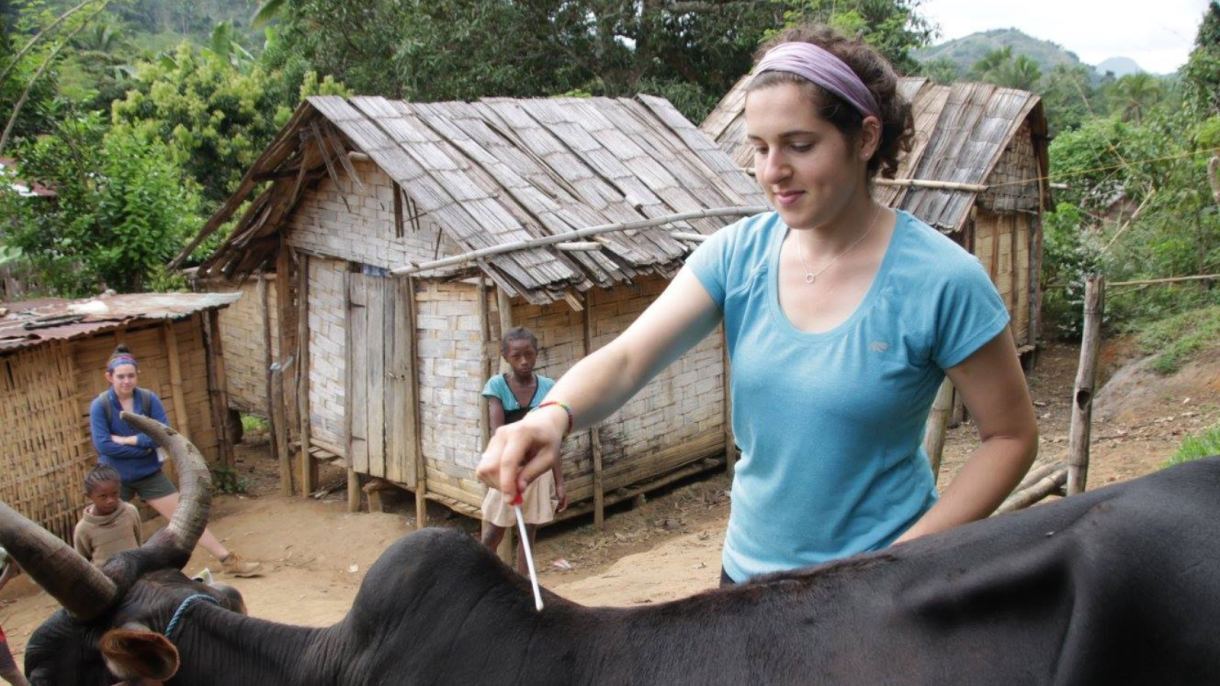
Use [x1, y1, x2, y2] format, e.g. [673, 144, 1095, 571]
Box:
[107, 354, 137, 371]
[751, 42, 880, 119]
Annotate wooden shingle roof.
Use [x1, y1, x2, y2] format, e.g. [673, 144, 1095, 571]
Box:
[700, 75, 1050, 232]
[183, 94, 765, 304]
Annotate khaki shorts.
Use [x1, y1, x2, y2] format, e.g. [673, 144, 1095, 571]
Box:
[121, 470, 177, 502]
[481, 470, 557, 528]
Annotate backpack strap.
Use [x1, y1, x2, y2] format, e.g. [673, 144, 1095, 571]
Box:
[98, 389, 152, 425]
[98, 391, 112, 425]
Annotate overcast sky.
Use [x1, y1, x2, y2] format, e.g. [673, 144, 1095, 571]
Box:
[919, 0, 1213, 73]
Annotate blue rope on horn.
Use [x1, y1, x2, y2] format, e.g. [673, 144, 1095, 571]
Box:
[164, 593, 222, 641]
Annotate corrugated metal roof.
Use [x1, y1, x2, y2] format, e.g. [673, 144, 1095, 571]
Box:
[0, 292, 242, 354]
[183, 94, 765, 304]
[700, 76, 1049, 232]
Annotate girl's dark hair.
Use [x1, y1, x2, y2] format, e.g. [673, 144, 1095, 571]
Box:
[84, 463, 122, 494]
[501, 326, 539, 356]
[749, 25, 914, 180]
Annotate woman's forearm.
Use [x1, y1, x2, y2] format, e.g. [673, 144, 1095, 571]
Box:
[896, 432, 1036, 543]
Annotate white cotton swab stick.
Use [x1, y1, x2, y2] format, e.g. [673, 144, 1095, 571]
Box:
[512, 496, 544, 612]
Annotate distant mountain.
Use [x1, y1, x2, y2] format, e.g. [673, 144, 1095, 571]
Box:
[1095, 57, 1145, 77]
[914, 29, 1088, 75]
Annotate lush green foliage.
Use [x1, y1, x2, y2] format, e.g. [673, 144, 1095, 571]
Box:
[111, 41, 345, 203]
[0, 111, 204, 295]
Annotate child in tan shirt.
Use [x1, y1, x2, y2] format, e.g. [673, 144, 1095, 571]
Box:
[73, 464, 143, 566]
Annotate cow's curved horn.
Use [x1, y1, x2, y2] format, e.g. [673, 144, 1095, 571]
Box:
[0, 501, 117, 620]
[122, 413, 211, 557]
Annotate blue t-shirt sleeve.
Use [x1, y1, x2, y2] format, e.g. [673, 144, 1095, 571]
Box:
[685, 220, 738, 308]
[933, 257, 1012, 369]
[482, 375, 512, 406]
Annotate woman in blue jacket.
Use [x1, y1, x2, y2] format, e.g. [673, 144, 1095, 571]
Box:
[90, 344, 260, 577]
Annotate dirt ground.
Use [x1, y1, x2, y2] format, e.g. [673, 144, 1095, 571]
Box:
[3, 339, 1218, 663]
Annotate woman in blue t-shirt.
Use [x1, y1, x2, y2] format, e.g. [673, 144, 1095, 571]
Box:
[480, 326, 567, 575]
[478, 25, 1037, 584]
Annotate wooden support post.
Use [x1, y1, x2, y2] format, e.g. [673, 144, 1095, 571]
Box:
[922, 378, 954, 484]
[581, 291, 605, 529]
[721, 326, 736, 477]
[1068, 276, 1104, 496]
[496, 288, 513, 375]
[344, 271, 361, 514]
[201, 310, 235, 468]
[260, 274, 291, 496]
[406, 276, 427, 529]
[160, 321, 187, 485]
[477, 278, 492, 449]
[277, 241, 299, 450]
[363, 478, 394, 514]
[496, 286, 515, 560]
[296, 253, 317, 495]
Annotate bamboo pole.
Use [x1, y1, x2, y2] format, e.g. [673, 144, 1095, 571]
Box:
[277, 241, 299, 449]
[271, 364, 292, 497]
[1068, 276, 1105, 496]
[556, 242, 602, 251]
[581, 291, 605, 529]
[1015, 460, 1064, 492]
[478, 278, 492, 449]
[159, 321, 186, 487]
[495, 286, 514, 560]
[406, 276, 428, 529]
[996, 467, 1067, 515]
[391, 207, 767, 276]
[297, 253, 317, 495]
[1108, 273, 1220, 287]
[259, 273, 291, 495]
[922, 378, 954, 484]
[344, 272, 360, 513]
[202, 310, 235, 468]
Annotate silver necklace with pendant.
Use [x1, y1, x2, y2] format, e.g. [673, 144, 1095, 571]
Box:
[797, 206, 883, 285]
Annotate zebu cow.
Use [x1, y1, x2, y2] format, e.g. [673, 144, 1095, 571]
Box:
[3, 414, 1218, 685]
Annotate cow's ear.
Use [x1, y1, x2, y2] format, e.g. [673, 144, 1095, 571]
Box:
[99, 626, 180, 682]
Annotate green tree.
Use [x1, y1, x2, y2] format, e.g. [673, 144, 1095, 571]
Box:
[267, 0, 932, 123]
[1183, 0, 1220, 116]
[111, 40, 346, 203]
[917, 56, 959, 84]
[1106, 72, 1165, 124]
[0, 112, 204, 295]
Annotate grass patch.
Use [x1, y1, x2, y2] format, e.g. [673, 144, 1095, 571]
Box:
[241, 414, 268, 434]
[1134, 304, 1220, 375]
[1163, 425, 1220, 468]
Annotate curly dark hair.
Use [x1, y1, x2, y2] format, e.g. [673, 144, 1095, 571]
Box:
[500, 326, 539, 357]
[749, 25, 914, 180]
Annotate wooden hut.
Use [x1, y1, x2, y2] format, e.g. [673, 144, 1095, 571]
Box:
[177, 95, 766, 525]
[0, 292, 240, 540]
[701, 76, 1051, 357]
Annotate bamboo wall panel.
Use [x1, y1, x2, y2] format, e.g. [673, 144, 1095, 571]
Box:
[0, 343, 89, 541]
[413, 281, 486, 471]
[211, 277, 276, 416]
[973, 210, 1031, 343]
[287, 160, 465, 271]
[307, 258, 348, 448]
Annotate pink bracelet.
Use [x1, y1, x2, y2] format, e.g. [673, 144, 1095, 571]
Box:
[532, 400, 574, 437]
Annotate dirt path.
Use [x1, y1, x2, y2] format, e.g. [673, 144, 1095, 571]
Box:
[3, 340, 1217, 664]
